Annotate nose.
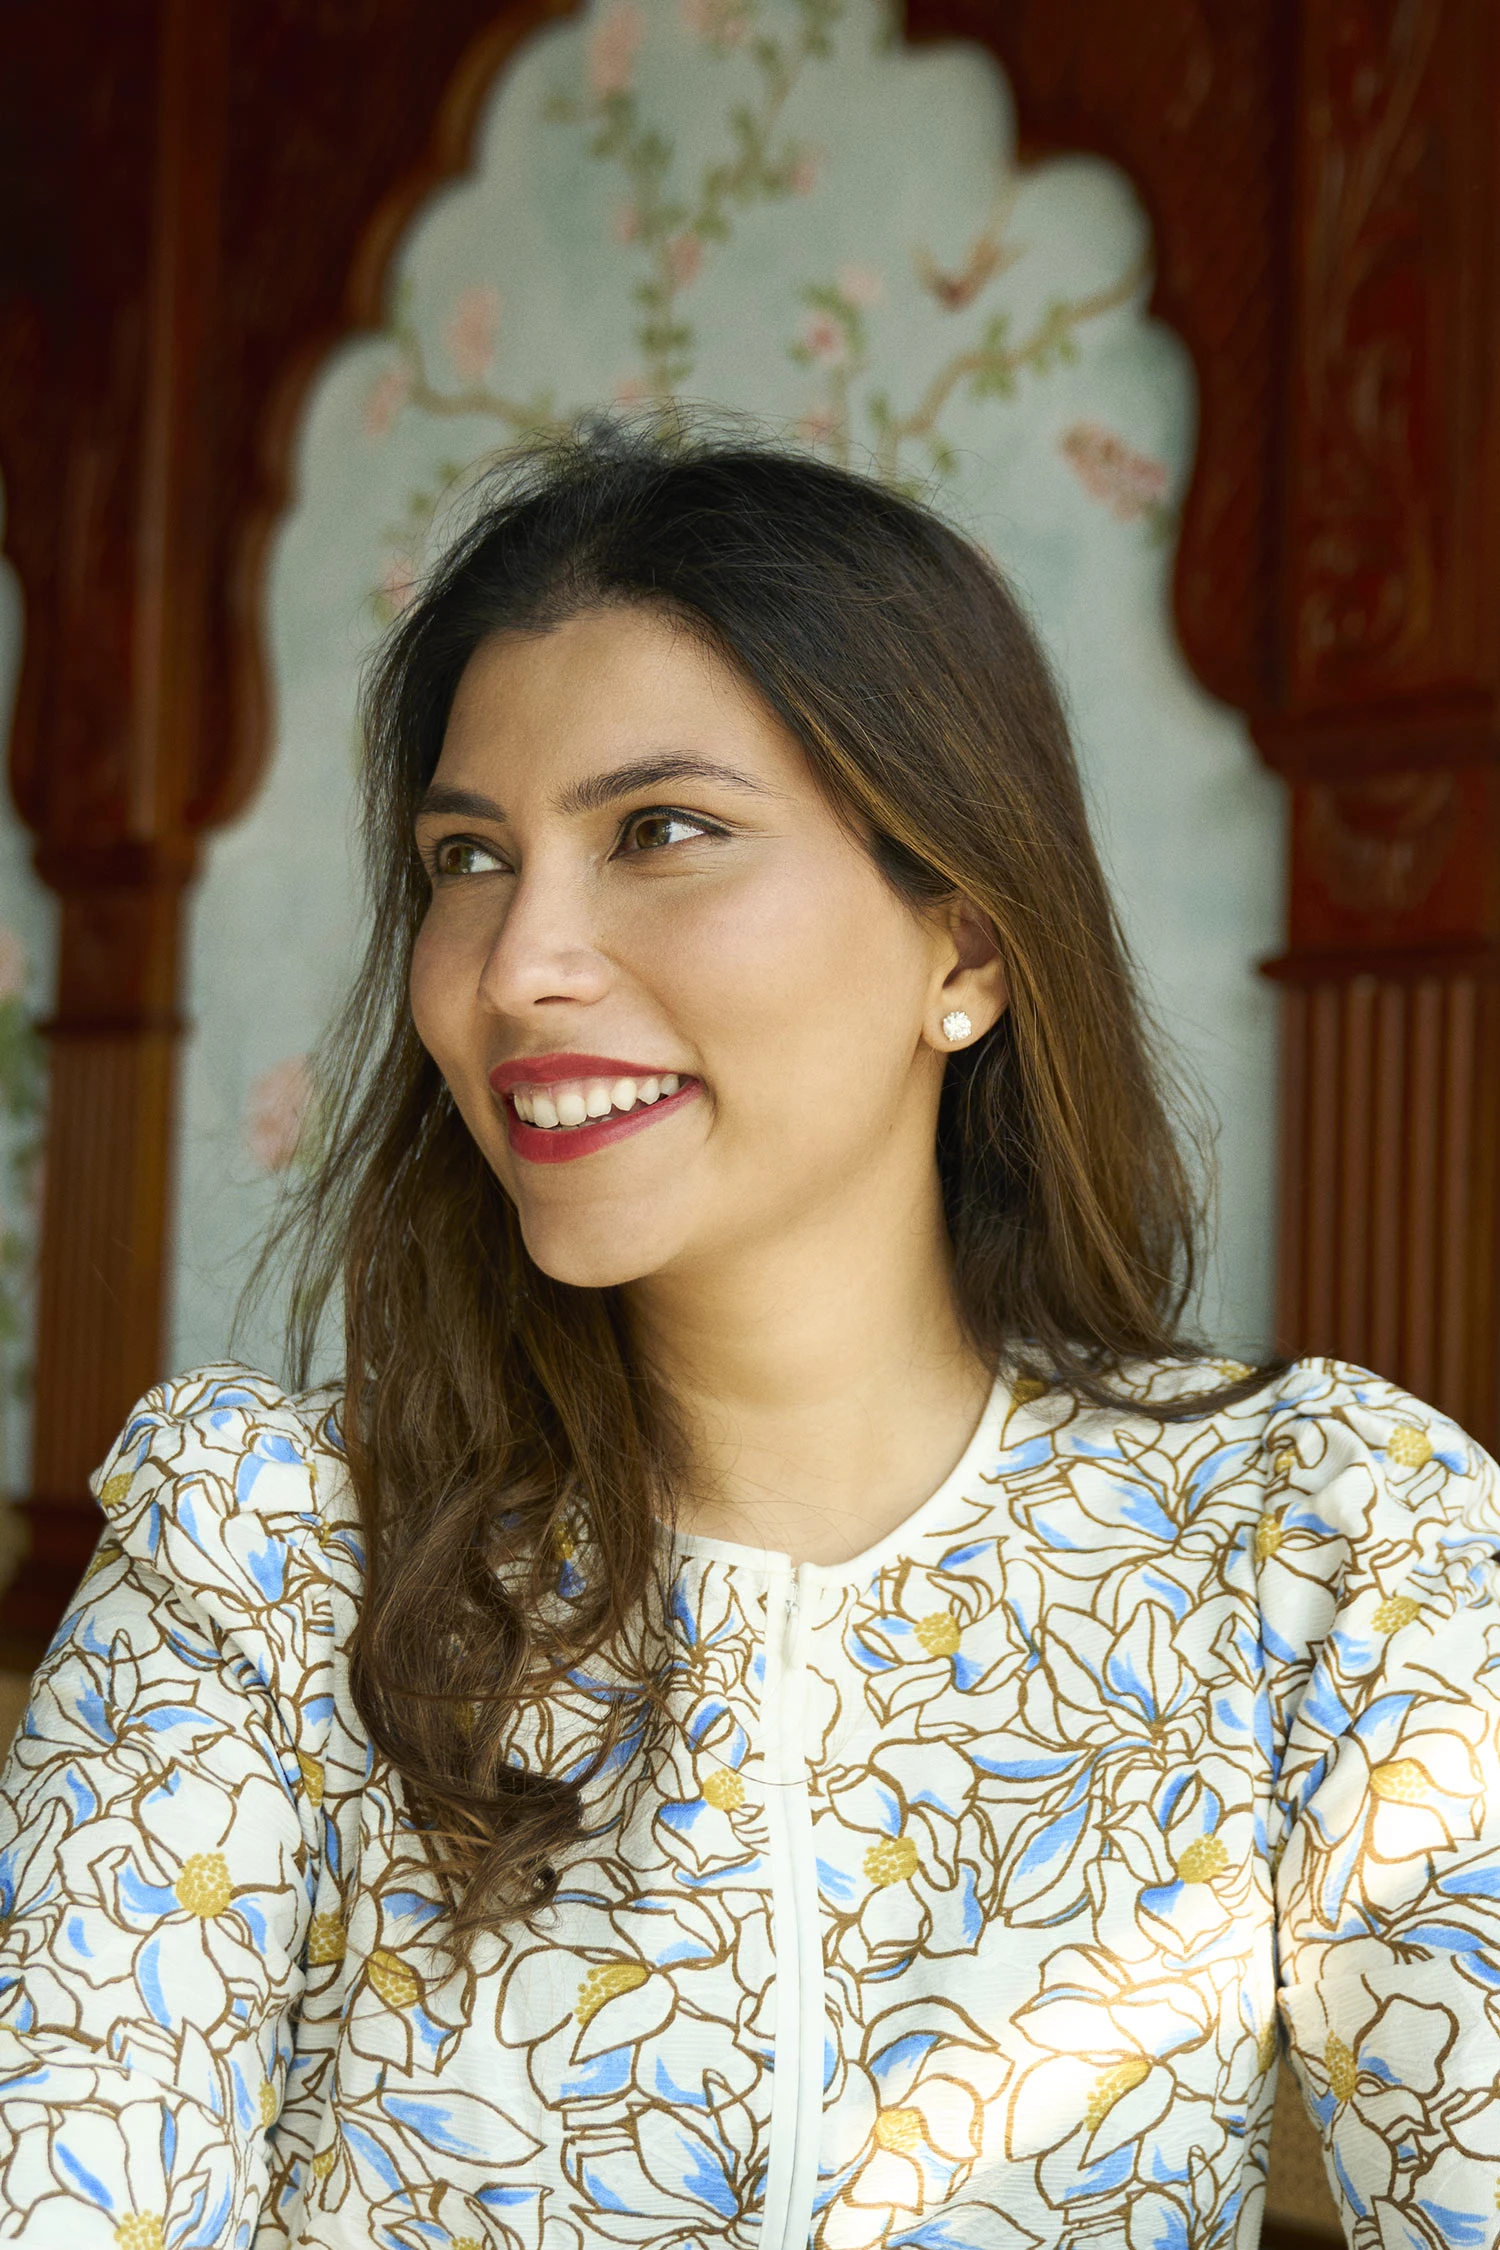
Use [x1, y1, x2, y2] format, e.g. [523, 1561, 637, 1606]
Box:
[474, 858, 613, 1016]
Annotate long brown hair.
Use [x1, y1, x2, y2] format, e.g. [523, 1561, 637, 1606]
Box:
[266, 414, 1280, 1958]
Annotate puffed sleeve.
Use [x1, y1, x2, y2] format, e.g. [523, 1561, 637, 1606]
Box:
[1262, 1360, 1500, 2247]
[0, 1367, 337, 2248]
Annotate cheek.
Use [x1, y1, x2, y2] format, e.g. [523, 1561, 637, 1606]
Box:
[408, 916, 467, 1070]
[681, 859, 929, 1080]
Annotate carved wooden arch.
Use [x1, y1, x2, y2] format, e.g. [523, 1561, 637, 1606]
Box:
[2, 0, 1496, 1671]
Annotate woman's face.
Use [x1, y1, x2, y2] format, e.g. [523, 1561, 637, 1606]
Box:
[410, 604, 995, 1290]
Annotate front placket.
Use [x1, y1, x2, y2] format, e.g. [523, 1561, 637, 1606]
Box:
[756, 1560, 826, 2247]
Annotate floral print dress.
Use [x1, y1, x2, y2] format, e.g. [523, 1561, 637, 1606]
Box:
[3, 1355, 1500, 2250]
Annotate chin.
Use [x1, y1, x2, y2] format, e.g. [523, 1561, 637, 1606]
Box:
[516, 1211, 680, 1291]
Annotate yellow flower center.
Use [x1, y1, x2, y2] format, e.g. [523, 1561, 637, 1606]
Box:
[297, 1752, 324, 1807]
[1326, 2032, 1357, 2104]
[1271, 1447, 1296, 1477]
[259, 2079, 279, 2126]
[1084, 2054, 1150, 2129]
[1174, 1834, 1229, 1884]
[100, 1471, 135, 1516]
[175, 1852, 232, 1918]
[701, 1768, 745, 1811]
[864, 1833, 919, 1887]
[1011, 1376, 1049, 1406]
[914, 1612, 962, 1658]
[368, 1947, 420, 2010]
[113, 2221, 164, 2250]
[1387, 1424, 1434, 1469]
[310, 2145, 337, 2182]
[1372, 1594, 1423, 1633]
[872, 2105, 924, 2154]
[1254, 1513, 1284, 1560]
[1370, 1759, 1434, 1804]
[306, 1913, 347, 1966]
[575, 1959, 650, 2026]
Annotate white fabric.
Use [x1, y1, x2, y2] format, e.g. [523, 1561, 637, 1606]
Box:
[3, 1356, 1500, 2248]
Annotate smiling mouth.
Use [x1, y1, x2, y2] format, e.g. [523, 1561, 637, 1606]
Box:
[510, 1072, 684, 1131]
[499, 1071, 702, 1164]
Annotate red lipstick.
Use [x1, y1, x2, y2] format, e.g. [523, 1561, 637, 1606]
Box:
[488, 1052, 702, 1166]
[489, 1052, 680, 1097]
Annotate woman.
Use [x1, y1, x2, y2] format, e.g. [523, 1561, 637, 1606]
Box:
[2, 422, 1498, 2250]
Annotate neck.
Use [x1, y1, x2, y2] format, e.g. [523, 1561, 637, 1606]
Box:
[622, 1164, 997, 1568]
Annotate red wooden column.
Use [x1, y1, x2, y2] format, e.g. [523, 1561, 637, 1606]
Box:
[0, 0, 559, 1664]
[0, 2, 225, 1652]
[1255, 0, 1500, 1443]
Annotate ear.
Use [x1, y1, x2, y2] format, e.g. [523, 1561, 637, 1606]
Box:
[924, 897, 1009, 1054]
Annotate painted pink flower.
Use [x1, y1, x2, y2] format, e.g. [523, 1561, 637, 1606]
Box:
[679, 0, 745, 43]
[1058, 421, 1169, 523]
[613, 199, 642, 246]
[361, 364, 410, 440]
[788, 150, 821, 197]
[444, 285, 501, 383]
[245, 1056, 315, 1176]
[378, 554, 419, 614]
[0, 925, 27, 1007]
[666, 233, 703, 289]
[795, 407, 840, 447]
[588, 2, 645, 98]
[797, 311, 848, 367]
[836, 262, 885, 309]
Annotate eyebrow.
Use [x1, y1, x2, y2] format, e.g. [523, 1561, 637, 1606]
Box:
[415, 753, 781, 825]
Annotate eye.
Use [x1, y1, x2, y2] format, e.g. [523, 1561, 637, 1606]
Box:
[427, 835, 507, 880]
[617, 807, 723, 855]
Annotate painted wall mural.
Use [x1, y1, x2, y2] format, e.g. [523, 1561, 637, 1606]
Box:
[0, 493, 54, 1551]
[173, 0, 1285, 1379]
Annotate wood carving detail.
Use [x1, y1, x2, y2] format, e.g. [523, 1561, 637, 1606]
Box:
[1292, 0, 1466, 697]
[1302, 770, 1458, 917]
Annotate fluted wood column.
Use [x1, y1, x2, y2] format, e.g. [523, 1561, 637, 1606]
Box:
[1254, 0, 1500, 1447]
[1270, 957, 1500, 1432]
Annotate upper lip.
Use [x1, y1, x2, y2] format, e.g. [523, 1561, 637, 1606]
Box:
[488, 1051, 692, 1096]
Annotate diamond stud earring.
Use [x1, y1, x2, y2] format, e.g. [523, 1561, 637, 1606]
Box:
[941, 1010, 972, 1042]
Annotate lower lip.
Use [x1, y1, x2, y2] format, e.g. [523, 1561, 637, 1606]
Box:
[502, 1079, 703, 1165]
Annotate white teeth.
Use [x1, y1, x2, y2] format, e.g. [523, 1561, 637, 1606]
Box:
[512, 1071, 689, 1129]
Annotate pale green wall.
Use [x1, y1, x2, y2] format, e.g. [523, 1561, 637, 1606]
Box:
[159, 0, 1284, 1374]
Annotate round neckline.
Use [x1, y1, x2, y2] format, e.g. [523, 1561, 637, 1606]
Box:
[669, 1368, 1017, 1590]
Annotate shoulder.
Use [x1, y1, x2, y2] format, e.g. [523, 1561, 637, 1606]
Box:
[86, 1360, 363, 1606]
[1085, 1351, 1500, 1549]
[1116, 1353, 1500, 1616]
[1103, 1350, 1492, 1476]
[1256, 1356, 1500, 1592]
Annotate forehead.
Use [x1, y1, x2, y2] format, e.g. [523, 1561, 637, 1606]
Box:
[432, 606, 816, 804]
